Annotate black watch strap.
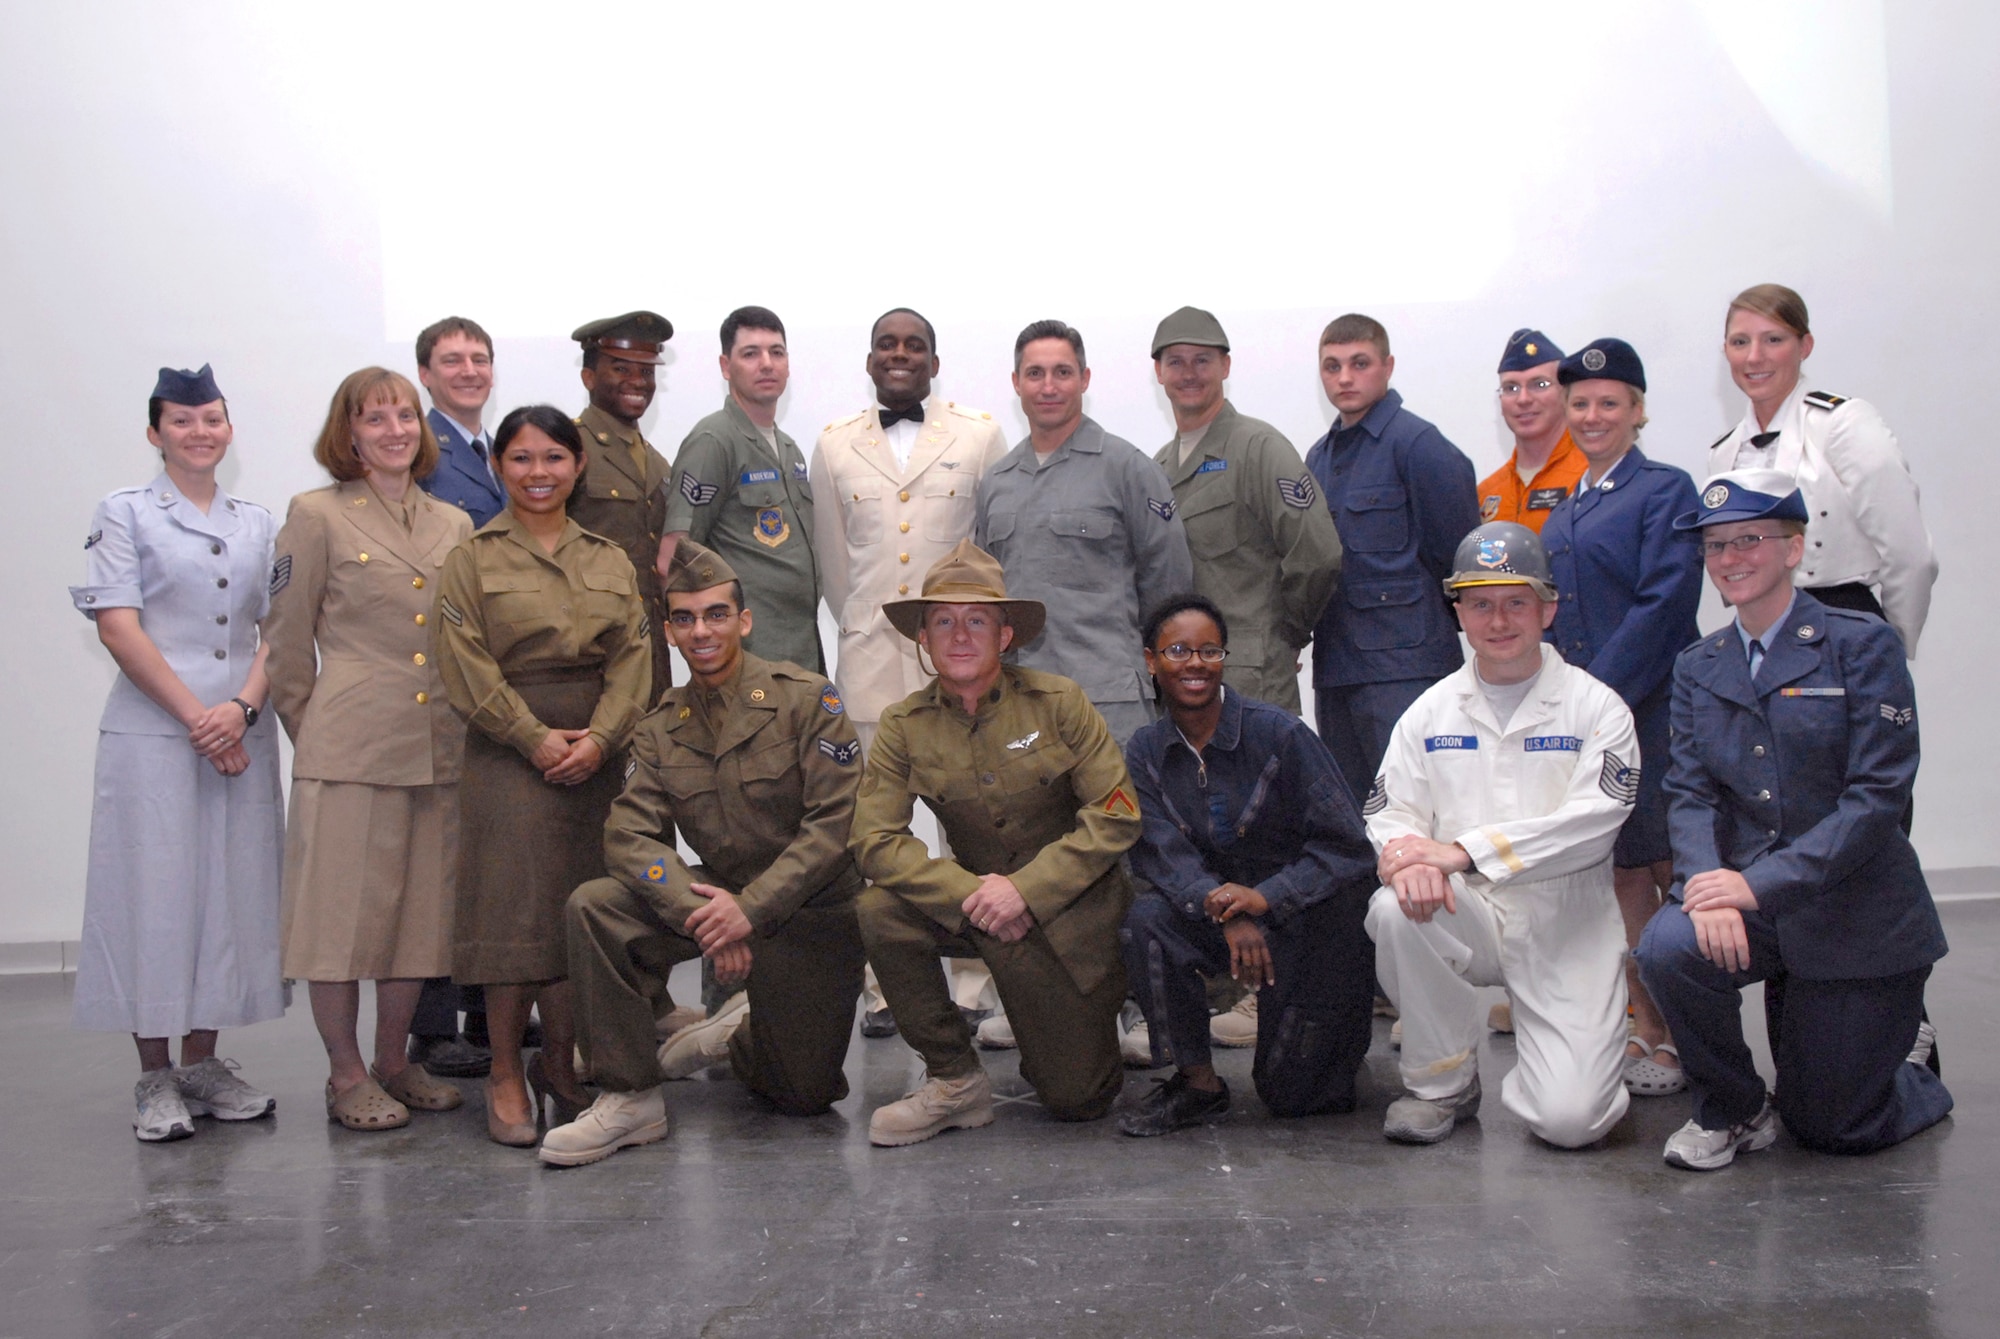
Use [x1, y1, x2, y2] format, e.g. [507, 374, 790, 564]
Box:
[231, 697, 259, 727]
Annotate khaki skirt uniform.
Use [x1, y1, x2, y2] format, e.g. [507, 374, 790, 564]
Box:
[265, 481, 472, 981]
[434, 511, 651, 983]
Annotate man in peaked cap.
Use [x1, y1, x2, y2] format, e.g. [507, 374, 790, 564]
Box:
[1479, 329, 1586, 535]
[546, 540, 868, 1166]
[1150, 306, 1341, 717]
[571, 310, 677, 707]
[1635, 470, 1949, 1170]
[851, 540, 1141, 1146]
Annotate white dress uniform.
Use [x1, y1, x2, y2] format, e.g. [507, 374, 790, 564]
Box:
[1363, 645, 1636, 1148]
[69, 474, 286, 1037]
[811, 398, 1010, 743]
[1708, 384, 1937, 657]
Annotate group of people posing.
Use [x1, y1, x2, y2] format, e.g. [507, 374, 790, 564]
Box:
[71, 284, 1950, 1174]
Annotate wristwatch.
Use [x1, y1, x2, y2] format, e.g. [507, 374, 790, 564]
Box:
[231, 697, 260, 728]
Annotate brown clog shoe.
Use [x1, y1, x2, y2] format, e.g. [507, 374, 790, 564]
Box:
[371, 1062, 464, 1112]
[325, 1077, 411, 1131]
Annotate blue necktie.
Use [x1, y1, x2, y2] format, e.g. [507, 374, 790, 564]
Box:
[1747, 638, 1765, 680]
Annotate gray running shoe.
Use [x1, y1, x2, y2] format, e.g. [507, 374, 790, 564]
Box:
[177, 1057, 276, 1120]
[135, 1068, 196, 1142]
[1663, 1099, 1778, 1171]
[1383, 1073, 1482, 1144]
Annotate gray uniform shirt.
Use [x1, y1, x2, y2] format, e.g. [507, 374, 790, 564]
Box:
[975, 415, 1193, 712]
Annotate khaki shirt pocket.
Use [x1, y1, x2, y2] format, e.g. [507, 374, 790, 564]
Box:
[481, 572, 545, 629]
[839, 476, 885, 547]
[920, 477, 975, 543]
[580, 567, 636, 629]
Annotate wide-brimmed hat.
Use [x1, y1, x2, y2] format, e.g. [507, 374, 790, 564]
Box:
[883, 538, 1046, 644]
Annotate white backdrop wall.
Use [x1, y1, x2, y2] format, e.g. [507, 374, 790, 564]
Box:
[4, 2, 1995, 946]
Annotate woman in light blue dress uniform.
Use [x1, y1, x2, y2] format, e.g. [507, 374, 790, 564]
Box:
[70, 365, 286, 1143]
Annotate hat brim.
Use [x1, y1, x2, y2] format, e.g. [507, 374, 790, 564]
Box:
[594, 344, 667, 366]
[1446, 574, 1556, 599]
[884, 594, 1046, 646]
[1671, 505, 1803, 531]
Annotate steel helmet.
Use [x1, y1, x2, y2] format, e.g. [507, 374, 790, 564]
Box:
[1444, 521, 1556, 600]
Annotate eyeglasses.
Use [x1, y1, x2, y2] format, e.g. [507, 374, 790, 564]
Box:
[1698, 533, 1787, 557]
[1154, 643, 1228, 665]
[1498, 378, 1556, 397]
[667, 608, 739, 628]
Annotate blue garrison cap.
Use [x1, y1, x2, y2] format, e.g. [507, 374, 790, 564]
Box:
[1557, 338, 1645, 392]
[1497, 329, 1564, 374]
[151, 364, 224, 405]
[1672, 468, 1809, 531]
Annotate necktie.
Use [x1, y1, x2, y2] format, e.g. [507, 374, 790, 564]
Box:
[1747, 638, 1765, 680]
[880, 403, 925, 427]
[1749, 431, 1780, 449]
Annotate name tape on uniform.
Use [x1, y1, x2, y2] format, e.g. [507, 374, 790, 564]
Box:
[1424, 735, 1478, 752]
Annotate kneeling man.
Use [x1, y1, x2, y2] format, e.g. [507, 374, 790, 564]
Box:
[1637, 470, 1950, 1170]
[1366, 522, 1636, 1147]
[1119, 595, 1379, 1136]
[854, 540, 1140, 1145]
[545, 541, 866, 1166]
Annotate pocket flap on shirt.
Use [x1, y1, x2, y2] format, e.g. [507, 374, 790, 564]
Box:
[483, 573, 541, 594]
[1345, 575, 1426, 609]
[582, 569, 635, 595]
[1345, 485, 1408, 512]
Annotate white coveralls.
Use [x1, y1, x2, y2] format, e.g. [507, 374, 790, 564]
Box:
[1364, 644, 1636, 1148]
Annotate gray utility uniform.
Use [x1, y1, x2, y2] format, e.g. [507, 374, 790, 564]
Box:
[975, 415, 1192, 745]
[1155, 400, 1342, 715]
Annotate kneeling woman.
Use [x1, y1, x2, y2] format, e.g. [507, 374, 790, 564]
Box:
[1636, 469, 1951, 1170]
[434, 405, 652, 1145]
[1118, 596, 1379, 1136]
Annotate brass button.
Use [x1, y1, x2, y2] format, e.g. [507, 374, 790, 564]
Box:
[898, 584, 909, 595]
[947, 488, 956, 497]
[414, 613, 426, 626]
[359, 552, 370, 564]
[899, 521, 911, 533]
[899, 490, 911, 502]
[750, 688, 766, 701]
[610, 488, 621, 498]
[413, 652, 427, 666]
[412, 576, 425, 589]
[899, 553, 910, 564]
[415, 691, 429, 704]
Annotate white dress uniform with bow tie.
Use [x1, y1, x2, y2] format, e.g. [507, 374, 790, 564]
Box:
[69, 475, 286, 1036]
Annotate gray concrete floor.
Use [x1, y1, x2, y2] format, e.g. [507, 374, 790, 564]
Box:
[4, 900, 1996, 1339]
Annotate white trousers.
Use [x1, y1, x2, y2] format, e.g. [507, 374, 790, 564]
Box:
[1366, 868, 1630, 1148]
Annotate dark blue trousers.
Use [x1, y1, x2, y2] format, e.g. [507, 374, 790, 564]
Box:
[1636, 902, 1952, 1154]
[1121, 885, 1375, 1117]
[1312, 677, 1438, 805]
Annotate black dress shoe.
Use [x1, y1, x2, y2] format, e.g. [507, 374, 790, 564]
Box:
[1118, 1072, 1230, 1137]
[860, 1008, 899, 1039]
[409, 1033, 493, 1079]
[958, 1006, 992, 1028]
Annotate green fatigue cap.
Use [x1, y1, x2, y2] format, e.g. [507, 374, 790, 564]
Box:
[1151, 306, 1230, 356]
[664, 538, 739, 594]
[572, 310, 674, 364]
[883, 538, 1046, 644]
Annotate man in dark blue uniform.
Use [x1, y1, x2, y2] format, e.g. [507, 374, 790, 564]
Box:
[1118, 596, 1378, 1136]
[417, 315, 505, 526]
[1304, 314, 1480, 802]
[1636, 470, 1950, 1169]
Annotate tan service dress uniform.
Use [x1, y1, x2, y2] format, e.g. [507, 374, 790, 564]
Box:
[1156, 400, 1342, 714]
[568, 403, 674, 704]
[852, 666, 1141, 1120]
[567, 653, 867, 1114]
[433, 511, 652, 983]
[265, 480, 472, 980]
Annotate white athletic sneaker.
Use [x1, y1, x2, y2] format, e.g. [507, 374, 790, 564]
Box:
[657, 991, 750, 1080]
[975, 1013, 1017, 1050]
[539, 1087, 672, 1167]
[134, 1068, 195, 1143]
[1210, 993, 1258, 1048]
[1383, 1073, 1482, 1144]
[1663, 1099, 1778, 1171]
[176, 1057, 276, 1120]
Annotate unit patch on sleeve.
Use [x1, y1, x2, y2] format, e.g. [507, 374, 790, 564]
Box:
[1277, 475, 1318, 509]
[819, 685, 845, 715]
[1879, 703, 1914, 726]
[1599, 751, 1640, 804]
[269, 554, 292, 595]
[1147, 497, 1177, 521]
[1103, 786, 1140, 818]
[680, 473, 719, 506]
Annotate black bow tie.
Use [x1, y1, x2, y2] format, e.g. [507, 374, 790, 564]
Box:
[879, 403, 925, 428]
[1749, 431, 1780, 449]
